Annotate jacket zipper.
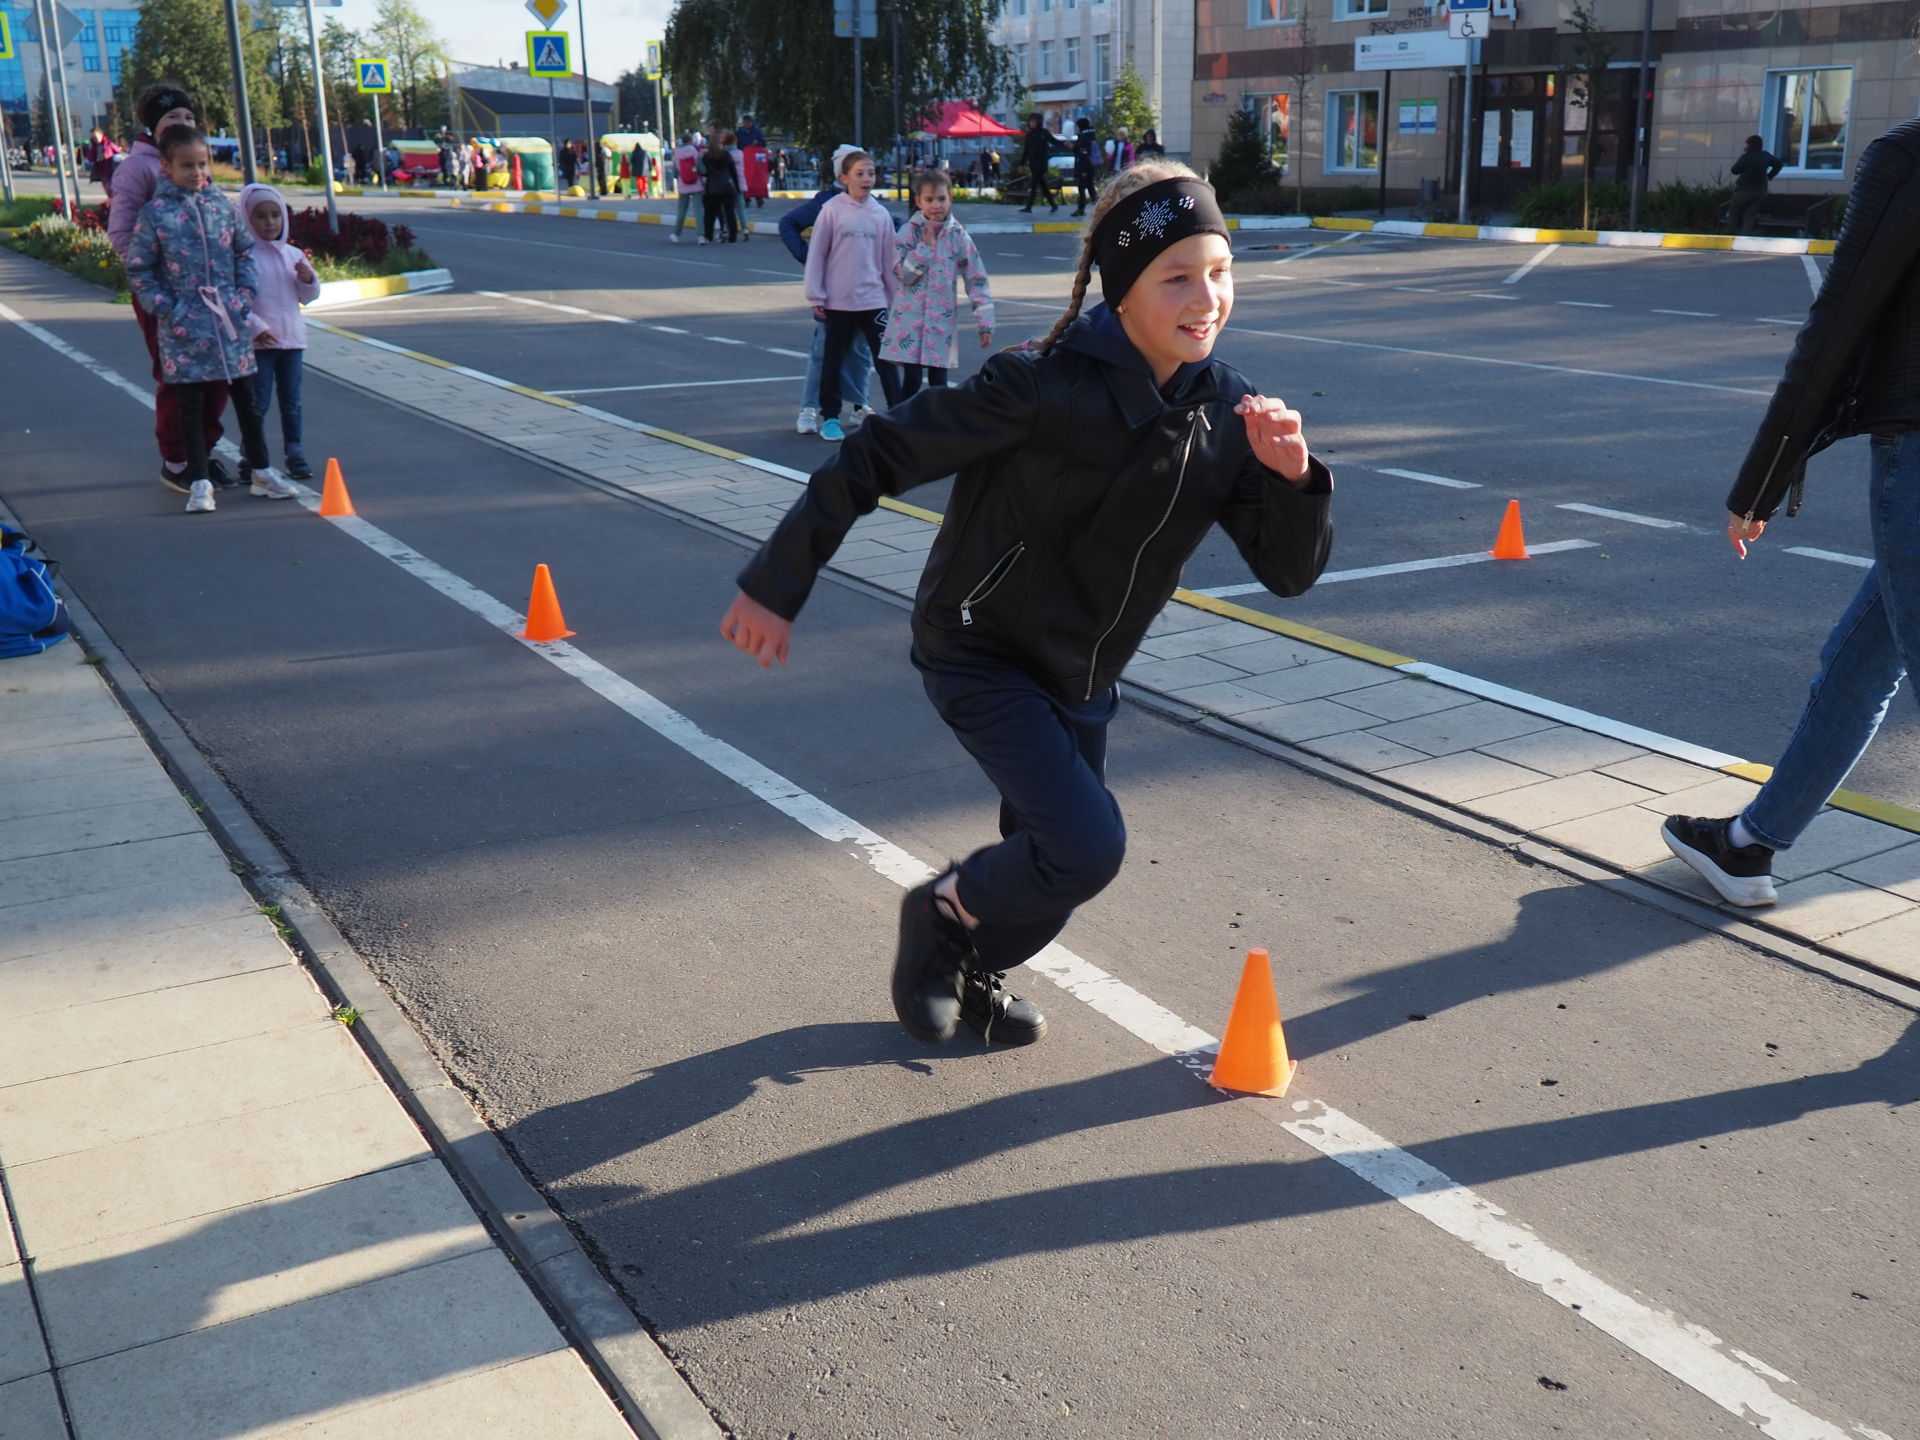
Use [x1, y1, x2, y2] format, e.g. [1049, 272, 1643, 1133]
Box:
[959, 542, 1025, 625]
[1742, 435, 1792, 525]
[1084, 409, 1208, 698]
[190, 193, 235, 384]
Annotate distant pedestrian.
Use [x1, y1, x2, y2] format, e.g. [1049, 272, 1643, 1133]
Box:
[1728, 134, 1784, 235]
[743, 139, 770, 207]
[125, 127, 288, 515]
[702, 135, 741, 242]
[237, 183, 318, 493]
[557, 139, 578, 189]
[1017, 114, 1058, 214]
[803, 149, 902, 441]
[1105, 128, 1134, 174]
[631, 141, 650, 196]
[1071, 120, 1099, 216]
[84, 127, 119, 188]
[724, 130, 751, 236]
[772, 147, 789, 190]
[350, 144, 368, 184]
[737, 115, 766, 148]
[882, 169, 993, 400]
[437, 133, 456, 184]
[780, 142, 875, 437]
[670, 133, 706, 243]
[1136, 128, 1165, 161]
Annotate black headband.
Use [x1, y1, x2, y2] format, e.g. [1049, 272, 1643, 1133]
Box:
[141, 89, 193, 129]
[1094, 177, 1230, 307]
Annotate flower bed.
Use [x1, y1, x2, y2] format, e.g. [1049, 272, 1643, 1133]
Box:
[4, 206, 124, 293]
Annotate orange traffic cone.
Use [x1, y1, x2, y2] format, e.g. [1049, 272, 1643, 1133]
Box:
[518, 564, 575, 642]
[1208, 948, 1298, 1097]
[317, 458, 355, 517]
[1490, 499, 1529, 559]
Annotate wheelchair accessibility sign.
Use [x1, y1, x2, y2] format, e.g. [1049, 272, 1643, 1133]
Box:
[527, 31, 570, 77]
[356, 59, 392, 92]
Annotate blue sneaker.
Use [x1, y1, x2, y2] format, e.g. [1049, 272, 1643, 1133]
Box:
[820, 418, 845, 442]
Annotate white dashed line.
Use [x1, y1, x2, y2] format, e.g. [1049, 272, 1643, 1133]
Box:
[705, 335, 748, 345]
[1785, 546, 1874, 569]
[549, 376, 805, 395]
[1559, 300, 1613, 308]
[766, 347, 811, 358]
[1391, 286, 1442, 293]
[1557, 503, 1688, 529]
[1196, 538, 1598, 594]
[1802, 253, 1824, 298]
[1376, 467, 1481, 489]
[652, 325, 690, 334]
[1502, 243, 1558, 285]
[1653, 309, 1717, 317]
[1467, 292, 1522, 300]
[1755, 317, 1804, 326]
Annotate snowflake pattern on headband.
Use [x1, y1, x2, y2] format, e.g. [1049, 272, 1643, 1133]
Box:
[1133, 198, 1177, 239]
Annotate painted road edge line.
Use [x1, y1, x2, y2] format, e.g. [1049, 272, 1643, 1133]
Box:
[1557, 503, 1689, 530]
[308, 267, 454, 310]
[1376, 467, 1481, 489]
[1195, 539, 1598, 596]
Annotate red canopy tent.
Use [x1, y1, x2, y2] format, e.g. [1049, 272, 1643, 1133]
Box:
[916, 102, 1022, 139]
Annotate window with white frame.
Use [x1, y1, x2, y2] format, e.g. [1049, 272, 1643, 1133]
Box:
[1332, 0, 1388, 17]
[1013, 0, 1027, 13]
[1763, 66, 1852, 173]
[1038, 39, 1054, 78]
[1326, 89, 1380, 170]
[1013, 43, 1028, 81]
[1248, 0, 1297, 26]
[1064, 36, 1080, 74]
[1094, 33, 1111, 102]
[1246, 92, 1291, 173]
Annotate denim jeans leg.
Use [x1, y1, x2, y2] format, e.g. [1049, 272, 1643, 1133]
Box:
[800, 318, 827, 411]
[276, 349, 305, 455]
[843, 331, 871, 409]
[1742, 434, 1919, 849]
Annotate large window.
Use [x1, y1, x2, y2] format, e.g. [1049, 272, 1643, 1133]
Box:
[1326, 89, 1379, 171]
[82, 54, 101, 70]
[1333, 0, 1388, 16]
[1012, 43, 1028, 81]
[1094, 33, 1111, 104]
[1247, 92, 1291, 173]
[1248, 0, 1297, 24]
[1038, 39, 1053, 78]
[1064, 37, 1080, 74]
[1764, 66, 1852, 173]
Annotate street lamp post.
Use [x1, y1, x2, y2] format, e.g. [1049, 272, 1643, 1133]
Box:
[29, 0, 74, 212]
[1627, 0, 1653, 231]
[221, 0, 260, 182]
[576, 0, 597, 195]
[301, 0, 339, 230]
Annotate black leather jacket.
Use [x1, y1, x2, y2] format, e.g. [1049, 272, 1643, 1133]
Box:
[1730, 119, 1920, 521]
[737, 308, 1334, 701]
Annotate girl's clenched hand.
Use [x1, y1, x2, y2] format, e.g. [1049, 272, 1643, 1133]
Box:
[719, 590, 793, 668]
[1235, 393, 1310, 483]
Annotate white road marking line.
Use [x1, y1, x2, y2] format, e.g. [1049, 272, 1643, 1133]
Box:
[1391, 286, 1442, 293]
[1556, 503, 1687, 529]
[766, 347, 811, 359]
[1229, 325, 1770, 397]
[1195, 539, 1598, 595]
[1755, 317, 1804, 326]
[1377, 467, 1480, 489]
[1652, 308, 1716, 317]
[652, 325, 690, 334]
[1802, 253, 1824, 298]
[478, 290, 637, 324]
[12, 298, 1884, 1439]
[311, 303, 505, 315]
[1785, 546, 1874, 569]
[1559, 300, 1612, 308]
[1318, 278, 1366, 287]
[410, 223, 723, 268]
[705, 335, 748, 345]
[1466, 292, 1521, 300]
[1264, 231, 1366, 266]
[549, 376, 805, 395]
[1502, 242, 1558, 285]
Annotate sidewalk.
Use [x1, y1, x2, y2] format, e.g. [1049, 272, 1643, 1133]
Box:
[0, 646, 642, 1438]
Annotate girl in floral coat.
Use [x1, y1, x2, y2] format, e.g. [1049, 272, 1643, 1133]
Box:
[881, 170, 994, 399]
[125, 126, 288, 513]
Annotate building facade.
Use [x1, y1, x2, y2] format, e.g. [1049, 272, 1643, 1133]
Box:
[990, 0, 1197, 154]
[1189, 0, 1917, 212]
[2, 2, 141, 142]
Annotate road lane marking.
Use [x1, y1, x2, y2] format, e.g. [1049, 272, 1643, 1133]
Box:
[550, 376, 804, 395]
[1755, 317, 1804, 326]
[1558, 300, 1612, 308]
[1802, 254, 1824, 297]
[1785, 546, 1874, 569]
[1653, 309, 1716, 317]
[1391, 286, 1442, 293]
[479, 290, 637, 323]
[766, 347, 811, 359]
[1377, 467, 1480, 489]
[314, 302, 505, 315]
[705, 335, 748, 345]
[409, 223, 725, 268]
[1466, 292, 1521, 300]
[1557, 503, 1688, 529]
[651, 325, 690, 334]
[1195, 539, 1597, 595]
[1502, 243, 1558, 284]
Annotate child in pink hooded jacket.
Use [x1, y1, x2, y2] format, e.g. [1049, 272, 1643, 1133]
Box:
[238, 183, 320, 490]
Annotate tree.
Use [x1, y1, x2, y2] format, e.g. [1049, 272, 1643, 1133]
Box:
[1565, 1, 1615, 229]
[664, 0, 1007, 156]
[1104, 61, 1154, 140]
[318, 18, 368, 129]
[616, 67, 662, 136]
[1287, 11, 1317, 212]
[1209, 104, 1271, 206]
[368, 0, 448, 132]
[118, 0, 281, 138]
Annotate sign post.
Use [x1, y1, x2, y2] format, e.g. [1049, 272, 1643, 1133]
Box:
[27, 0, 72, 212]
[357, 59, 391, 189]
[270, 0, 340, 226]
[833, 0, 877, 149]
[1444, 0, 1490, 222]
[646, 40, 662, 138]
[527, 30, 568, 182]
[222, 0, 259, 181]
[0, 15, 15, 204]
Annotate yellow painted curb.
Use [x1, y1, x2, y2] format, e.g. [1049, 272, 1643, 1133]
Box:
[1171, 590, 1416, 667]
[877, 496, 945, 524]
[1313, 217, 1376, 233]
[1418, 222, 1481, 239]
[1809, 239, 1836, 255]
[1531, 227, 1599, 244]
[1721, 762, 1920, 836]
[1661, 233, 1734, 250]
[1033, 220, 1082, 233]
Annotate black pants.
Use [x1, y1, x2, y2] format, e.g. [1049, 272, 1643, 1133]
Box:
[895, 364, 947, 400]
[177, 375, 268, 483]
[1074, 168, 1097, 211]
[914, 646, 1125, 972]
[820, 309, 898, 421]
[704, 189, 738, 242]
[1729, 190, 1765, 235]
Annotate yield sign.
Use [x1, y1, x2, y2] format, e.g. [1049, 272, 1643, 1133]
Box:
[526, 0, 567, 25]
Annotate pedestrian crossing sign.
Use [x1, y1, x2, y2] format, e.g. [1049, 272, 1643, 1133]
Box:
[0, 13, 14, 61]
[356, 59, 392, 93]
[527, 31, 570, 77]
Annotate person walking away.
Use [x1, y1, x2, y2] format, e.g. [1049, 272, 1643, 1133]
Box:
[743, 139, 771, 208]
[437, 133, 456, 185]
[721, 160, 1332, 1045]
[237, 182, 319, 491]
[1136, 128, 1166, 162]
[631, 141, 651, 197]
[804, 150, 902, 441]
[882, 169, 993, 400]
[1662, 115, 1920, 907]
[701, 136, 742, 243]
[1105, 128, 1133, 175]
[110, 82, 234, 495]
[1017, 114, 1058, 214]
[125, 128, 290, 515]
[1071, 121, 1099, 216]
[780, 143, 876, 436]
[724, 130, 751, 237]
[1728, 134, 1784, 235]
[670, 133, 706, 243]
[84, 127, 119, 189]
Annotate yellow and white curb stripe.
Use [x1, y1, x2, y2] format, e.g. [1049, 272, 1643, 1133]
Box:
[309, 268, 454, 310]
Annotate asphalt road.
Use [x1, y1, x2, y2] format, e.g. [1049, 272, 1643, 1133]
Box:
[3, 238, 1918, 1440]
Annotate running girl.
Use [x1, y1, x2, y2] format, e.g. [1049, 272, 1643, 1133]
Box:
[721, 160, 1332, 1045]
[803, 149, 901, 441]
[881, 168, 993, 400]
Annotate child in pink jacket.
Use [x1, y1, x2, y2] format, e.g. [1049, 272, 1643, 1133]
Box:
[802, 150, 900, 441]
[237, 183, 320, 494]
[881, 169, 994, 400]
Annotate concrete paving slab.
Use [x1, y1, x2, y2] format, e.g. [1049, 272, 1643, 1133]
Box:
[1119, 654, 1248, 691]
[0, 761, 181, 824]
[1374, 749, 1549, 804]
[0, 1372, 65, 1440]
[0, 795, 201, 867]
[1193, 632, 1329, 672]
[37, 1160, 493, 1366]
[2, 708, 139, 754]
[267, 1348, 633, 1440]
[1536, 805, 1677, 872]
[59, 1249, 562, 1440]
[1329, 676, 1478, 722]
[1467, 772, 1661, 831]
[1478, 726, 1646, 778]
[1768, 809, 1916, 883]
[1132, 622, 1261, 660]
[1635, 855, 1731, 906]
[0, 966, 319, 1088]
[0, 735, 155, 789]
[1595, 752, 1719, 794]
[1144, 604, 1229, 637]
[1836, 841, 1920, 902]
[1766, 873, 1917, 943]
[0, 1261, 48, 1387]
[1233, 697, 1383, 743]
[1231, 656, 1400, 704]
[0, 874, 261, 965]
[1365, 699, 1558, 756]
[0, 682, 124, 725]
[9, 1084, 430, 1254]
[1165, 680, 1298, 717]
[0, 832, 231, 914]
[1634, 774, 1763, 817]
[1297, 727, 1434, 773]
[0, 1024, 377, 1167]
[0, 649, 99, 694]
[1824, 906, 1920, 980]
[0, 910, 288, 1017]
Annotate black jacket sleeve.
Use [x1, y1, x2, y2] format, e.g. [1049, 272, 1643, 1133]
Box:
[1728, 132, 1920, 520]
[736, 354, 1042, 619]
[1216, 452, 1334, 598]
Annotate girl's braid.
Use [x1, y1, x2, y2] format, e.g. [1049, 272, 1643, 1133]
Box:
[1032, 158, 1203, 354]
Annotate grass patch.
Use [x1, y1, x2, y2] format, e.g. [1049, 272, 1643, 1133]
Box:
[258, 902, 294, 941]
[311, 244, 438, 281]
[0, 196, 59, 227]
[330, 1002, 363, 1027]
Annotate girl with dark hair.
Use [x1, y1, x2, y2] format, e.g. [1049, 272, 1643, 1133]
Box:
[701, 135, 742, 243]
[719, 160, 1333, 1046]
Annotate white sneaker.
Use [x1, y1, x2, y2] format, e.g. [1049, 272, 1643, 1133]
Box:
[795, 407, 819, 435]
[185, 479, 216, 513]
[250, 467, 299, 500]
[697, 235, 709, 245]
[670, 233, 680, 244]
[848, 406, 875, 431]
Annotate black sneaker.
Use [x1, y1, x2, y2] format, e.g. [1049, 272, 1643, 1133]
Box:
[893, 878, 971, 1042]
[960, 966, 1047, 1046]
[1661, 815, 1777, 907]
[159, 464, 192, 494]
[208, 457, 239, 490]
[285, 454, 314, 481]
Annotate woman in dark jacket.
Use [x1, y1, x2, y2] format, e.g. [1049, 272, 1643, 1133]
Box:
[1663, 118, 1920, 906]
[720, 161, 1332, 1046]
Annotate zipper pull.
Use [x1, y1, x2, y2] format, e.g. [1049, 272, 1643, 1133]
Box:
[960, 604, 973, 626]
[1197, 409, 1212, 431]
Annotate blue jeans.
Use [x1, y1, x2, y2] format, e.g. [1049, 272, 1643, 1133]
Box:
[251, 348, 305, 458]
[914, 646, 1125, 972]
[800, 315, 869, 413]
[672, 191, 704, 233]
[1742, 431, 1920, 849]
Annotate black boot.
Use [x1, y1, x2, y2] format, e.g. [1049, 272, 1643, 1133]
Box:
[960, 966, 1047, 1046]
[893, 877, 972, 1042]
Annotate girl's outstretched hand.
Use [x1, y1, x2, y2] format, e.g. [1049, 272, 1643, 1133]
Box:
[720, 590, 793, 668]
[1235, 393, 1310, 483]
[1727, 510, 1767, 559]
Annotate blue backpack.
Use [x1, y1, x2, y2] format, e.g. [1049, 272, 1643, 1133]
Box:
[0, 526, 72, 659]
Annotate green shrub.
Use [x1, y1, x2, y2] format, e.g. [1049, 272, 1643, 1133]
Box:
[1640, 177, 1733, 234]
[0, 196, 58, 228]
[1513, 178, 1630, 230]
[5, 213, 125, 291]
[1209, 107, 1274, 208]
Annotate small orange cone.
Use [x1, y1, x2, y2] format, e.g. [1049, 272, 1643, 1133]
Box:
[518, 564, 575, 642]
[1208, 948, 1298, 1097]
[317, 459, 355, 517]
[1490, 499, 1529, 559]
